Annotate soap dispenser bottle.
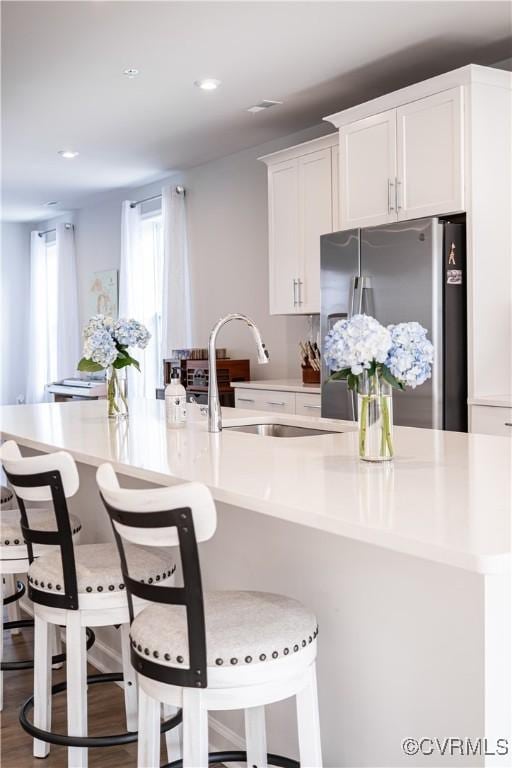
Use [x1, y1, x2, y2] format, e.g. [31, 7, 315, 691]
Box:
[165, 367, 187, 428]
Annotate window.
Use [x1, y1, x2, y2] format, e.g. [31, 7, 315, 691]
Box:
[138, 212, 164, 394]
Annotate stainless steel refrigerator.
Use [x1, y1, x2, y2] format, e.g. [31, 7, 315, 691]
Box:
[320, 217, 467, 431]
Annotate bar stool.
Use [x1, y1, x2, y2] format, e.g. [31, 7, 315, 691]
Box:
[0, 441, 180, 768]
[0, 478, 82, 712]
[97, 462, 323, 768]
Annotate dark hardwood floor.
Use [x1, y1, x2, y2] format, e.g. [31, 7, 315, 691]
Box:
[1, 618, 164, 767]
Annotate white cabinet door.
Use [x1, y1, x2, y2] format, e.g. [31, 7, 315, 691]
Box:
[298, 148, 332, 314]
[331, 143, 340, 232]
[470, 405, 512, 437]
[397, 87, 464, 220]
[234, 388, 295, 414]
[295, 392, 322, 416]
[268, 159, 300, 314]
[339, 109, 397, 229]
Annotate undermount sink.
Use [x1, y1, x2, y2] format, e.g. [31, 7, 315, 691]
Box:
[224, 423, 339, 438]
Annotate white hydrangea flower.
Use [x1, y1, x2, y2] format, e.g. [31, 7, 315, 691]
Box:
[324, 314, 392, 375]
[386, 322, 434, 388]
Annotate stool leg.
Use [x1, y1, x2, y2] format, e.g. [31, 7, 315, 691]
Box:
[5, 574, 21, 635]
[120, 624, 138, 731]
[296, 664, 322, 768]
[66, 612, 88, 768]
[138, 685, 160, 768]
[163, 703, 182, 764]
[33, 614, 52, 758]
[182, 688, 208, 768]
[245, 706, 267, 768]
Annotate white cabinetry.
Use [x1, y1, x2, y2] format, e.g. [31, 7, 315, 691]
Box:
[260, 134, 338, 315]
[339, 110, 397, 228]
[234, 387, 321, 415]
[470, 406, 512, 437]
[335, 87, 464, 229]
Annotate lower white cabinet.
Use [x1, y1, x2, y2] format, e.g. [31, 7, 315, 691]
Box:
[295, 392, 323, 416]
[234, 388, 320, 416]
[470, 405, 512, 437]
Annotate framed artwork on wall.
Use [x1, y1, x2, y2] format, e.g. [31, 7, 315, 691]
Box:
[87, 269, 119, 318]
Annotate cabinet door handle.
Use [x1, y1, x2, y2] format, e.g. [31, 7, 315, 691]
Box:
[388, 178, 395, 213]
[396, 177, 402, 210]
[505, 422, 512, 427]
[303, 404, 321, 410]
[237, 397, 255, 403]
[293, 279, 298, 307]
[266, 400, 286, 406]
[297, 278, 303, 306]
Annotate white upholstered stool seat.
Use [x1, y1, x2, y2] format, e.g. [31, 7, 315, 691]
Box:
[1, 509, 81, 548]
[28, 542, 174, 596]
[130, 590, 318, 670]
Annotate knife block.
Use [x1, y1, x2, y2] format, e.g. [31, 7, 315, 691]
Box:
[302, 366, 320, 385]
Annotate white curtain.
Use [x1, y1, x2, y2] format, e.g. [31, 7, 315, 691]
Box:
[55, 223, 80, 380]
[119, 201, 163, 398]
[26, 225, 79, 403]
[161, 185, 192, 358]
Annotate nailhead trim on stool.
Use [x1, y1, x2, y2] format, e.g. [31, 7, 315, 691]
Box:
[131, 627, 319, 668]
[27, 566, 175, 595]
[3, 524, 82, 547]
[0, 485, 13, 505]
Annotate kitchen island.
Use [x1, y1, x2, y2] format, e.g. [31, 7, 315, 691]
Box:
[1, 399, 510, 767]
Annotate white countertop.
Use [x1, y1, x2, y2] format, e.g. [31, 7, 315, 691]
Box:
[1, 400, 510, 575]
[231, 378, 321, 394]
[468, 394, 512, 408]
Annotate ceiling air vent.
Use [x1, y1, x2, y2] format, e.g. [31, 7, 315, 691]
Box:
[246, 100, 282, 114]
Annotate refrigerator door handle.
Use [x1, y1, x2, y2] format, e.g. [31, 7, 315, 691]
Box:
[349, 275, 360, 317]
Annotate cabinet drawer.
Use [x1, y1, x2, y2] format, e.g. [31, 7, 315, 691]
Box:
[234, 389, 295, 414]
[295, 392, 322, 416]
[470, 405, 512, 437]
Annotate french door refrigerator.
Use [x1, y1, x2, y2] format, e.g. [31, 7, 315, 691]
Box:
[320, 217, 467, 431]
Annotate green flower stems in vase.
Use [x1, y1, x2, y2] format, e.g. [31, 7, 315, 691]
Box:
[107, 367, 128, 419]
[357, 373, 394, 462]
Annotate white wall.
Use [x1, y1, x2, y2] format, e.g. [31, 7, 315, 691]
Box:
[36, 122, 332, 382]
[0, 222, 31, 404]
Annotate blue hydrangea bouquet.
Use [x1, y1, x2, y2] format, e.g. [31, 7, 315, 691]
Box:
[78, 315, 151, 418]
[324, 314, 433, 461]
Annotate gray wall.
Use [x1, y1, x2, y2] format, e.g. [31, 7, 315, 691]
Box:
[1, 222, 31, 404]
[35, 122, 332, 382]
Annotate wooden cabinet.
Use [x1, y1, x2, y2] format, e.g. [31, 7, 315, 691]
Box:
[336, 87, 464, 230]
[260, 134, 338, 315]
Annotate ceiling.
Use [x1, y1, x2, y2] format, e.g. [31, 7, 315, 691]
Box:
[2, 1, 511, 223]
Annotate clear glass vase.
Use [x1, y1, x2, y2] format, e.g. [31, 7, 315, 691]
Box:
[357, 372, 393, 462]
[107, 366, 128, 420]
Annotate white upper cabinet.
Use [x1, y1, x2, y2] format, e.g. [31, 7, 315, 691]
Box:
[267, 158, 300, 314]
[396, 87, 464, 220]
[339, 110, 397, 228]
[333, 86, 464, 230]
[298, 147, 332, 313]
[260, 134, 337, 315]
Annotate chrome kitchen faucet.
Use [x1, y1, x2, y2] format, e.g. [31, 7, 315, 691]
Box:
[208, 313, 269, 432]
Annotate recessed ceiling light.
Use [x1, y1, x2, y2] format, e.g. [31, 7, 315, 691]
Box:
[194, 78, 221, 91]
[45, 201, 59, 206]
[123, 68, 139, 78]
[58, 150, 79, 159]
